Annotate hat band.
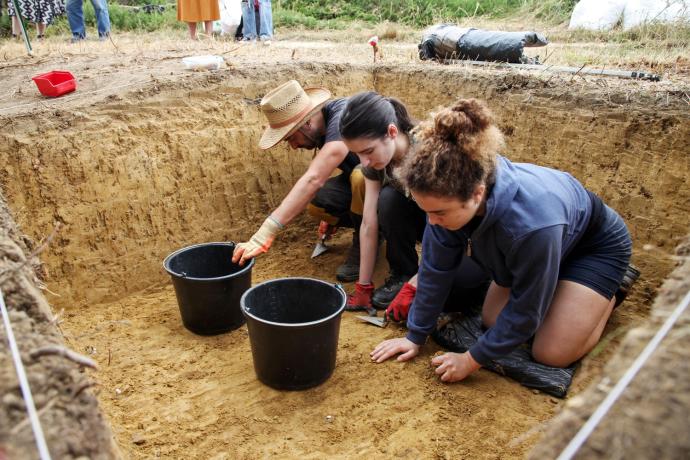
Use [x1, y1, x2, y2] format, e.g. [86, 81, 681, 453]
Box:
[269, 102, 315, 129]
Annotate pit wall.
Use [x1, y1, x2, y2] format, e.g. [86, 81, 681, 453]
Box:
[1, 67, 372, 308]
[0, 190, 118, 459]
[0, 64, 688, 312]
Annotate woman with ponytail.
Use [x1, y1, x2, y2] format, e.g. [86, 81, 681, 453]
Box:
[339, 92, 489, 315]
[337, 91, 425, 312]
[371, 99, 634, 383]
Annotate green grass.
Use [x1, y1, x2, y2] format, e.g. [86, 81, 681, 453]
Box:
[276, 0, 577, 27]
[2, 0, 577, 37]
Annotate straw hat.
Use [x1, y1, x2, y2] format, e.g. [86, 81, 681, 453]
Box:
[259, 80, 332, 150]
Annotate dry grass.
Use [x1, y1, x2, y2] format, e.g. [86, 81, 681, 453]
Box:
[1, 17, 688, 82]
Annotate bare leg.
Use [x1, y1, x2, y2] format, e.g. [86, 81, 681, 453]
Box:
[12, 16, 20, 37]
[532, 280, 614, 367]
[187, 22, 197, 40]
[204, 20, 213, 36]
[37, 22, 46, 38]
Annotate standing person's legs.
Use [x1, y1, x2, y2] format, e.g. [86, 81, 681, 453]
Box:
[257, 0, 272, 39]
[204, 20, 213, 35]
[90, 0, 110, 38]
[11, 15, 20, 37]
[187, 21, 197, 39]
[240, 0, 256, 40]
[66, 0, 85, 39]
[373, 186, 426, 308]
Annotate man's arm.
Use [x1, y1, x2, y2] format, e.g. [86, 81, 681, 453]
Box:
[232, 140, 349, 265]
[271, 140, 350, 225]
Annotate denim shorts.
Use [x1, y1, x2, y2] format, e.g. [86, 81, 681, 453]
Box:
[559, 197, 632, 300]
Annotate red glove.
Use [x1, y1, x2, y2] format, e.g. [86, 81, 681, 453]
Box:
[386, 282, 416, 322]
[318, 221, 338, 240]
[346, 282, 374, 312]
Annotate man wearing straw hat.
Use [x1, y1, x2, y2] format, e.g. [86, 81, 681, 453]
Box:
[232, 80, 365, 281]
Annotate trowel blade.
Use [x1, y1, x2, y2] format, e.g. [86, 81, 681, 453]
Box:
[356, 315, 387, 328]
[311, 241, 329, 258]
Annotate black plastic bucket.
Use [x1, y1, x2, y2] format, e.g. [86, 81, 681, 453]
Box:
[163, 242, 254, 335]
[241, 278, 346, 390]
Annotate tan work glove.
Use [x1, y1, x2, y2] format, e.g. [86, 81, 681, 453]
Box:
[232, 216, 283, 266]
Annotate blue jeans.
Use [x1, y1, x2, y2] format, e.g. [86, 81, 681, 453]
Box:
[241, 0, 272, 39]
[66, 0, 111, 38]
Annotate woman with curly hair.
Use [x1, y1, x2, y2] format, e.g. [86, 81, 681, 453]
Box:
[371, 98, 633, 382]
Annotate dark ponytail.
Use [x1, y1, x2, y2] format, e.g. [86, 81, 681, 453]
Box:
[339, 91, 415, 140]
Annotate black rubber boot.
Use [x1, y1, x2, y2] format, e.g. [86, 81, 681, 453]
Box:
[614, 264, 641, 308]
[372, 272, 411, 309]
[335, 229, 360, 282]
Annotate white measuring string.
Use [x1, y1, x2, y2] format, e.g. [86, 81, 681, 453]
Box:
[557, 286, 690, 460]
[0, 288, 52, 460]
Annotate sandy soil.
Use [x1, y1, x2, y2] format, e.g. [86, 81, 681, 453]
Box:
[0, 30, 689, 459]
[58, 234, 567, 459]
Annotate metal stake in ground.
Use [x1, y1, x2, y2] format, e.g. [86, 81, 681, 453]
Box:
[0, 289, 51, 460]
[442, 59, 661, 82]
[10, 0, 33, 55]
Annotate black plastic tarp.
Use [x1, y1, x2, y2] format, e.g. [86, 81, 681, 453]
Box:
[419, 24, 548, 63]
[431, 313, 577, 398]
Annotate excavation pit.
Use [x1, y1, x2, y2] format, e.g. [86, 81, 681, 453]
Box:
[1, 58, 689, 459]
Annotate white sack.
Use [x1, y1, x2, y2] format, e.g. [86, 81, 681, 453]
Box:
[569, 0, 626, 30]
[623, 0, 690, 30]
[213, 0, 243, 36]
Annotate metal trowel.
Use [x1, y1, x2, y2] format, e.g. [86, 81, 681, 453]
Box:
[356, 315, 388, 328]
[311, 235, 330, 258]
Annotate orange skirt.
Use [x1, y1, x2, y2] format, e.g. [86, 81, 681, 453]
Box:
[177, 0, 220, 22]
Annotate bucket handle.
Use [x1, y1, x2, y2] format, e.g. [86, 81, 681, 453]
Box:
[333, 283, 345, 297]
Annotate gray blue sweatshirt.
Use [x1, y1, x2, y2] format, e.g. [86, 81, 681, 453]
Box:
[406, 156, 593, 366]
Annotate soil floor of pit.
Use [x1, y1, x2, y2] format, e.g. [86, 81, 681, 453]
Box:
[55, 229, 646, 459]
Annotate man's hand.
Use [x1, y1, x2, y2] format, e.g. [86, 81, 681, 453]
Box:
[346, 282, 374, 312]
[232, 216, 283, 266]
[370, 337, 420, 363]
[431, 352, 481, 382]
[386, 282, 416, 322]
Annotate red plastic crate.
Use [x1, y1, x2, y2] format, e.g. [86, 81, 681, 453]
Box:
[32, 71, 77, 97]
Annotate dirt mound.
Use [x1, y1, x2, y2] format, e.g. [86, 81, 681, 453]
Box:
[0, 191, 118, 459]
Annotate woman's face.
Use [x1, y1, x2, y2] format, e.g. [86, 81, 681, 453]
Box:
[411, 188, 484, 231]
[344, 124, 397, 170]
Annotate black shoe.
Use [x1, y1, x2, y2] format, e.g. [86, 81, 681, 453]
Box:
[614, 264, 640, 308]
[336, 230, 359, 282]
[372, 272, 410, 309]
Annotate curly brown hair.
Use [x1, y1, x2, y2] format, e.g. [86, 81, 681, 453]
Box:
[402, 98, 504, 201]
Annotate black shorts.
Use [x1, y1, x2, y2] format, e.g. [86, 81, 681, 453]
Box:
[559, 192, 632, 300]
